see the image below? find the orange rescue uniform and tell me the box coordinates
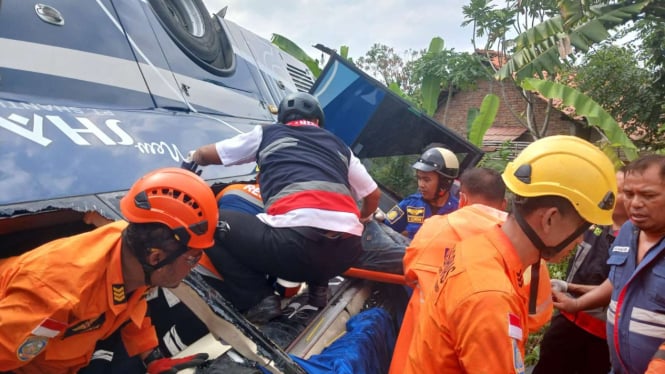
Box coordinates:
[646,341,665,374]
[390,205,552,374]
[404,226,530,374]
[0,221,157,373]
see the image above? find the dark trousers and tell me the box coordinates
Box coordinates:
[206,210,363,311]
[533,313,611,374]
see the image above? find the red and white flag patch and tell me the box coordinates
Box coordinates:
[508,313,523,341]
[32,318,67,338]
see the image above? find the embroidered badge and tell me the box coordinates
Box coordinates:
[434,247,456,293]
[17,336,48,361]
[612,246,630,253]
[112,284,126,304]
[592,225,603,236]
[64,314,106,338]
[512,338,526,374]
[406,206,425,224]
[386,206,404,224]
[508,313,523,340]
[31,318,67,338]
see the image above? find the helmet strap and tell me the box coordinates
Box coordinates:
[140,244,190,286]
[438,176,453,196]
[528,261,540,315]
[513,207,589,259]
[513,208,589,314]
[139,226,192,286]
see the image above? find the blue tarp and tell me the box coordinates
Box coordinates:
[263,307,396,374]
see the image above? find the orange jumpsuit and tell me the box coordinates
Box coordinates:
[646,341,665,374]
[404,226,530,374]
[390,205,552,374]
[0,221,157,373]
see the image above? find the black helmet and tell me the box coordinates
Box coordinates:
[412,147,459,179]
[277,92,325,128]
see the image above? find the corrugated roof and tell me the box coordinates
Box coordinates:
[482,126,527,142]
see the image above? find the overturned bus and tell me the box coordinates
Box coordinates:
[0,1,483,372]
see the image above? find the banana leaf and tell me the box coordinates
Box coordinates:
[520,78,637,160]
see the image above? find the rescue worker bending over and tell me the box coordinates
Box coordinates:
[0,168,217,374]
[404,136,617,373]
[189,92,381,323]
[384,146,459,239]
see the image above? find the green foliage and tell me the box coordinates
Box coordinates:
[367,156,417,198]
[467,94,500,147]
[420,37,445,116]
[412,50,490,92]
[355,44,424,97]
[520,78,638,160]
[564,44,663,150]
[478,141,514,172]
[271,33,322,77]
[497,1,650,81]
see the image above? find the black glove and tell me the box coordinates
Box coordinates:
[180,150,202,176]
[216,220,230,241]
[146,353,209,374]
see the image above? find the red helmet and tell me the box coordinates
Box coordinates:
[120,168,218,249]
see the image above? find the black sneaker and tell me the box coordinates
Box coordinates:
[244,294,281,325]
[307,284,329,308]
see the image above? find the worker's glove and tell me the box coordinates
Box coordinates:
[373,207,386,222]
[180,150,202,176]
[550,279,568,293]
[146,353,209,374]
[216,220,230,241]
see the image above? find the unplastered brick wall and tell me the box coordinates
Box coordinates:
[433,80,574,139]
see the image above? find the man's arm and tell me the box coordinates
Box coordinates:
[553,278,612,313]
[455,292,528,372]
[191,144,222,166]
[359,188,381,222]
[566,282,598,295]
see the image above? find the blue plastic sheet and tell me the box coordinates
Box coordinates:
[261,307,396,374]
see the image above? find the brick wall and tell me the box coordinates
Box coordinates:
[433,80,575,139]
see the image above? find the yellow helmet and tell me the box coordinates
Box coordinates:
[502,135,617,225]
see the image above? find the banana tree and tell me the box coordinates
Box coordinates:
[497,1,651,81]
[520,78,638,160]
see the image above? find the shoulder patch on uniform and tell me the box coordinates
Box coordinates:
[406,206,425,224]
[31,318,67,338]
[64,314,106,338]
[386,206,404,224]
[112,284,126,304]
[17,336,48,361]
[512,338,526,374]
[612,246,630,253]
[508,313,523,340]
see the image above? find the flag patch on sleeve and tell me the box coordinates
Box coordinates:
[508,313,523,341]
[32,318,68,338]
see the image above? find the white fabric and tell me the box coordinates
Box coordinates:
[215,125,262,165]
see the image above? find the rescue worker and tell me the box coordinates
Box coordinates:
[384,146,459,239]
[533,168,627,374]
[146,181,266,358]
[0,168,216,373]
[404,136,617,373]
[553,154,665,374]
[390,167,553,374]
[188,92,381,323]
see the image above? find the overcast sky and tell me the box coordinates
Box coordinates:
[203,0,476,60]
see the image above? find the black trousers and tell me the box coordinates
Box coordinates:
[206,210,363,311]
[533,313,611,374]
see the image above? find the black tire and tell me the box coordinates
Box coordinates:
[149,0,234,75]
